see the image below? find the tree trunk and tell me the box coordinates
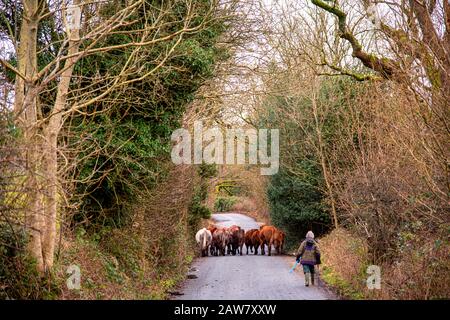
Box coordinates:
[42,25,81,270]
[311,82,338,229]
[15,0,44,273]
[13,0,82,273]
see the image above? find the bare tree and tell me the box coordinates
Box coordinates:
[0,0,224,274]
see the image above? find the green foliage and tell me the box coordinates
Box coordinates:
[104,259,124,284]
[188,165,216,227]
[258,77,357,248]
[188,184,212,225]
[0,223,58,299]
[214,196,238,212]
[320,265,365,300]
[267,164,330,249]
[198,163,217,179]
[216,180,243,196]
[1,1,227,232]
[189,201,212,225]
[72,115,171,230]
[69,1,227,232]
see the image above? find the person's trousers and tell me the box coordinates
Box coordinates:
[302,264,315,274]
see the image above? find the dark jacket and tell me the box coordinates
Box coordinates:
[296,238,321,265]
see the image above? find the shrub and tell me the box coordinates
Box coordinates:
[267,164,331,249]
[0,224,57,299]
[188,165,215,228]
[319,227,450,299]
[214,196,238,212]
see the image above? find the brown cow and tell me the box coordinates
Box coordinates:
[237,228,245,255]
[207,225,217,234]
[225,227,233,256]
[245,229,260,255]
[250,229,262,255]
[259,225,284,256]
[226,228,235,256]
[245,229,256,254]
[207,225,218,255]
[212,228,228,256]
[272,230,286,255]
[221,227,233,255]
[228,225,245,255]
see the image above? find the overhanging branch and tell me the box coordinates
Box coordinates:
[319,60,382,81]
[311,0,399,80]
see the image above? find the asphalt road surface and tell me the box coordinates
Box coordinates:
[172,213,335,300]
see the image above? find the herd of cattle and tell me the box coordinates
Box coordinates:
[195,225,286,257]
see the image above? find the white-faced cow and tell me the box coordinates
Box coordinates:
[195,228,212,257]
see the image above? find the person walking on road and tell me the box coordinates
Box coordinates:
[295,231,321,287]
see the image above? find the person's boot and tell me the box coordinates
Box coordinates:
[304,273,310,287]
[311,274,315,286]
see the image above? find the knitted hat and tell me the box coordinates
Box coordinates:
[306,231,314,239]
